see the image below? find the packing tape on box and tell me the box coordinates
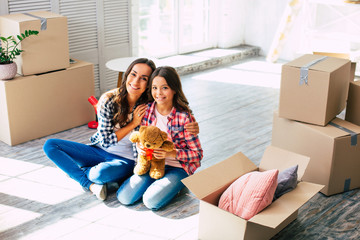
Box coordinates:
[344,178,351,192]
[299,56,328,85]
[329,122,357,146]
[23,13,47,30]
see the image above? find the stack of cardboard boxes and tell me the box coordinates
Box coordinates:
[0,11,95,146]
[272,53,360,196]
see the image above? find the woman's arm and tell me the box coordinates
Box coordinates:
[95,94,146,148]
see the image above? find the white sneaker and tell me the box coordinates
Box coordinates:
[90,184,107,201]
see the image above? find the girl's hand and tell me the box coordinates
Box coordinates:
[132,104,147,127]
[136,142,146,156]
[184,121,199,135]
[152,149,167,159]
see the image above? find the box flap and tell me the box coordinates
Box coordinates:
[182,152,258,200]
[259,146,310,180]
[249,182,324,228]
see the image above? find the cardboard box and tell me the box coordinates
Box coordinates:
[345,81,360,126]
[279,54,351,126]
[0,60,95,146]
[182,146,323,240]
[272,112,360,196]
[0,11,69,75]
[313,52,356,82]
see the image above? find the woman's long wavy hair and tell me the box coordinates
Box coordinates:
[107,58,156,127]
[149,66,192,114]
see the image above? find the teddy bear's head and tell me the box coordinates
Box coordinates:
[139,126,169,149]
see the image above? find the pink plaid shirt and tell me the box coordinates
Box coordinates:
[142,102,203,175]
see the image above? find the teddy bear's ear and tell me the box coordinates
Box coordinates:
[160,131,168,141]
[129,131,140,143]
[139,126,147,133]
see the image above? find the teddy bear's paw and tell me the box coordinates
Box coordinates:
[150,169,164,179]
[134,164,150,176]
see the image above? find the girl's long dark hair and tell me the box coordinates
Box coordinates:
[149,66,192,114]
[107,58,156,127]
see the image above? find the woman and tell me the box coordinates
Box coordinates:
[43,58,199,201]
[116,66,203,210]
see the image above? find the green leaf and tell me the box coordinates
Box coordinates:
[21,33,25,39]
[17,35,22,41]
[25,30,29,37]
[0,36,7,41]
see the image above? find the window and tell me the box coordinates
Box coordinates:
[138,0,215,58]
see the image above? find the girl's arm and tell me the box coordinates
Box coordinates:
[173,117,203,163]
[114,104,147,141]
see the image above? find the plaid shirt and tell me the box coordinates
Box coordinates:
[89,93,139,160]
[142,102,203,175]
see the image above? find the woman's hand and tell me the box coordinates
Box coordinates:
[185,121,199,135]
[132,104,147,127]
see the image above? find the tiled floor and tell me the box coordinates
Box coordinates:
[2,51,276,240]
[0,154,200,239]
[4,52,359,239]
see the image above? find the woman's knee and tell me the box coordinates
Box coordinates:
[87,161,131,184]
[43,139,60,156]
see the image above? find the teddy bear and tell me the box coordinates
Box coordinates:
[129,125,174,179]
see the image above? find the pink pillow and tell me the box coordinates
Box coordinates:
[218,169,279,220]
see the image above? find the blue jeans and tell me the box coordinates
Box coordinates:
[43,139,135,190]
[116,166,188,210]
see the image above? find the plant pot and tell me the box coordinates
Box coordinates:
[0,62,17,80]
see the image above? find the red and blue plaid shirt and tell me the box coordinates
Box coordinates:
[142,102,203,175]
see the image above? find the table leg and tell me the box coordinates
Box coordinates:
[117,72,124,88]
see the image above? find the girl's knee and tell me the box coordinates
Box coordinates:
[142,192,164,211]
[116,188,135,206]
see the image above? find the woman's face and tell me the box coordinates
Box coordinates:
[151,76,176,106]
[126,63,153,97]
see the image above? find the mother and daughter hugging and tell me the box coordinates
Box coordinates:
[43,58,203,210]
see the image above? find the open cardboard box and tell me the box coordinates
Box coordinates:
[182,146,323,240]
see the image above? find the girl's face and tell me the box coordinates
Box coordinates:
[126,63,153,96]
[151,76,176,106]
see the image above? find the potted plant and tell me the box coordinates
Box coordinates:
[0,30,39,80]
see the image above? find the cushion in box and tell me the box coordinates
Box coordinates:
[218,169,278,220]
[273,165,298,201]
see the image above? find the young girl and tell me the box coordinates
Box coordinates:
[116,66,203,210]
[43,59,199,201]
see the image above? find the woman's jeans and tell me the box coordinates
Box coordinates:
[117,166,188,210]
[43,139,135,190]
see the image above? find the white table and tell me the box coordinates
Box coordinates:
[106,57,160,87]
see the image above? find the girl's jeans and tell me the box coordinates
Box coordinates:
[117,166,188,210]
[43,139,135,190]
